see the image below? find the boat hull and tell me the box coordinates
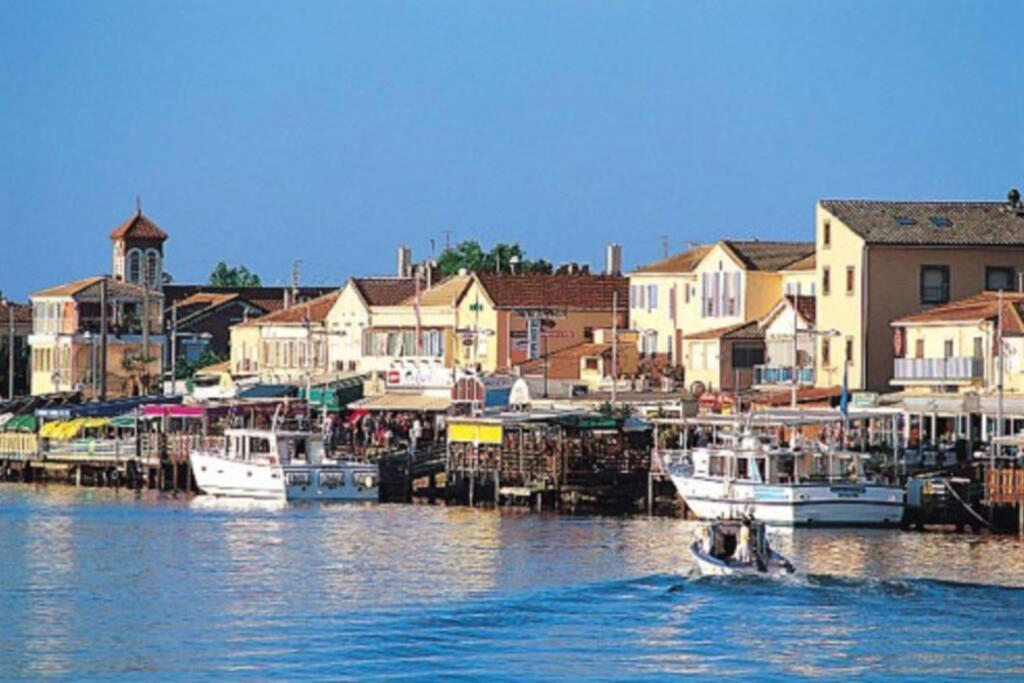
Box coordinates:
[670,475,904,526]
[690,542,794,577]
[191,452,379,502]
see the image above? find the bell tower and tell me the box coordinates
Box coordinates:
[110,200,168,290]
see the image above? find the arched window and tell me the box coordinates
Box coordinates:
[127,249,142,283]
[145,250,161,288]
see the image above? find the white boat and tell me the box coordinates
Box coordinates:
[691,520,795,577]
[191,428,379,501]
[660,434,904,526]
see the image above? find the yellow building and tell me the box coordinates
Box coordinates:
[814,197,1024,392]
[631,239,813,391]
[323,277,416,373]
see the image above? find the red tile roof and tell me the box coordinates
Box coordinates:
[686,320,764,341]
[0,301,31,324]
[32,276,159,300]
[109,211,168,241]
[476,273,628,310]
[892,291,1024,334]
[352,277,418,306]
[247,290,340,325]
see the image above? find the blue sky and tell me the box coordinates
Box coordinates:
[2,1,1022,300]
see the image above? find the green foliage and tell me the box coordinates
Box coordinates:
[437,241,554,277]
[175,351,225,380]
[209,261,262,287]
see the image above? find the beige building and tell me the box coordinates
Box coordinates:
[29,276,164,397]
[814,197,1024,392]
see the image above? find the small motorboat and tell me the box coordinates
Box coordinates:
[690,519,795,577]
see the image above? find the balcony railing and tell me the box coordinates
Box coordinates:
[753,365,814,386]
[893,357,983,382]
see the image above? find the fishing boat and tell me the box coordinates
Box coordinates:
[191,428,379,501]
[691,519,795,577]
[661,433,904,526]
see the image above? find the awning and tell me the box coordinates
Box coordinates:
[142,404,208,418]
[237,384,300,400]
[346,408,370,426]
[348,394,452,412]
[35,395,182,420]
[2,415,37,432]
[110,416,137,429]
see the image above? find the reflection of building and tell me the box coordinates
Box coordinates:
[0,299,32,399]
[815,197,1024,391]
[29,276,164,397]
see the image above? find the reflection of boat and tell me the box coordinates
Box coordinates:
[691,520,794,577]
[662,435,904,526]
[191,428,378,501]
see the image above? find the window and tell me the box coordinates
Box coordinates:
[920,265,950,304]
[731,345,765,369]
[629,286,636,309]
[846,266,855,295]
[915,339,925,359]
[823,221,831,247]
[896,216,917,226]
[647,285,658,311]
[986,266,1015,292]
[944,340,954,358]
[127,249,142,284]
[822,267,831,296]
[822,338,830,366]
[845,338,853,363]
[583,327,594,342]
[930,216,953,227]
[684,284,691,304]
[974,337,983,358]
[584,357,599,371]
[669,287,677,322]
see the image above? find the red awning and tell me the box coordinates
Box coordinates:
[346,408,369,426]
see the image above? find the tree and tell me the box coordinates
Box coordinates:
[174,350,225,380]
[209,261,262,287]
[437,241,554,277]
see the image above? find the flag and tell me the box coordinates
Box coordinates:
[839,362,849,418]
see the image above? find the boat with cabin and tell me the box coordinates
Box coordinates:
[691,519,795,577]
[191,428,379,501]
[661,432,904,526]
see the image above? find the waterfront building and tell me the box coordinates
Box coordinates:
[515,328,640,393]
[28,276,165,397]
[229,290,340,384]
[323,276,418,374]
[890,290,1024,443]
[814,195,1024,392]
[0,299,32,399]
[110,208,167,291]
[631,239,813,392]
[461,272,630,374]
[755,293,817,389]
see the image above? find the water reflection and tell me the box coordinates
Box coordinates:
[4,483,1024,680]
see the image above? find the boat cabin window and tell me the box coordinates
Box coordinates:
[755,457,767,483]
[709,455,727,477]
[736,457,749,480]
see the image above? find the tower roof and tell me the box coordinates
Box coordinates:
[109,210,168,241]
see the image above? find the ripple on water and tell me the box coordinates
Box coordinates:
[3,484,1024,680]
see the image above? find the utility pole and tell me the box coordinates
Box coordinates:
[1,298,13,400]
[791,283,800,409]
[99,279,108,401]
[659,235,669,259]
[997,288,1005,445]
[611,290,618,404]
[442,229,453,252]
[170,302,178,394]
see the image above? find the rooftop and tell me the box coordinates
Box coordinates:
[476,273,628,309]
[891,291,1024,334]
[352,277,417,306]
[821,199,1024,246]
[109,210,168,241]
[399,275,473,307]
[32,276,160,300]
[244,290,341,325]
[632,245,712,274]
[721,240,815,271]
[686,319,764,341]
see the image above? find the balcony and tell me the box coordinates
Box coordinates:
[893,357,983,383]
[753,365,814,386]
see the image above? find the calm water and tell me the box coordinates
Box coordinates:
[3,485,1024,681]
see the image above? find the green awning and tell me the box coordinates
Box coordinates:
[3,415,37,432]
[557,415,619,430]
[110,415,138,429]
[303,376,366,412]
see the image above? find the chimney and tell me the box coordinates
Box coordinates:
[605,243,622,275]
[398,246,413,278]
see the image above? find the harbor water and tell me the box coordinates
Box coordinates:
[3,484,1024,681]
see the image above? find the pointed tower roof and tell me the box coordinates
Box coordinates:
[109,210,168,241]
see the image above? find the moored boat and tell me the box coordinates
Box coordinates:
[191,428,378,501]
